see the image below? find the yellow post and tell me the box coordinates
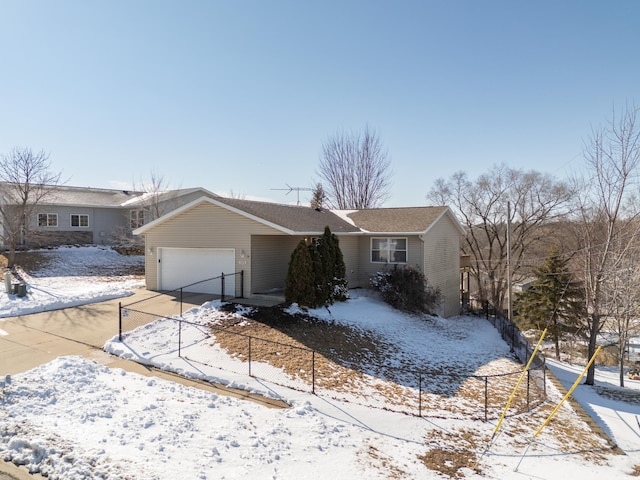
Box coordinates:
[534,345,602,437]
[493,328,547,437]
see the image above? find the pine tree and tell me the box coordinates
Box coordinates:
[284,240,316,307]
[313,227,336,305]
[310,183,326,209]
[514,246,585,359]
[285,227,348,308]
[331,235,348,302]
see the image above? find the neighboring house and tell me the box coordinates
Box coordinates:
[134,196,465,317]
[0,183,217,248]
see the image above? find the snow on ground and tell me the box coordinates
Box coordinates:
[1,247,640,479]
[0,246,144,318]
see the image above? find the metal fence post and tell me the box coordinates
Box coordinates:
[419,371,423,417]
[118,302,122,341]
[180,287,183,317]
[178,318,182,358]
[240,270,244,298]
[484,376,488,422]
[221,273,225,301]
[312,350,315,394]
[527,369,531,411]
[248,336,252,377]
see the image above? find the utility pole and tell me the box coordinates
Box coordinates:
[507,201,513,322]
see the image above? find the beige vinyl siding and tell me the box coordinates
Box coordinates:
[354,226,460,318]
[251,235,301,293]
[357,235,423,283]
[143,202,282,296]
[423,216,461,317]
[252,235,361,294]
[154,191,217,218]
[336,236,360,288]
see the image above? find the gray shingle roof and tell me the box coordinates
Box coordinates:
[36,185,143,207]
[343,206,449,233]
[215,198,451,234]
[215,198,361,233]
[135,195,461,236]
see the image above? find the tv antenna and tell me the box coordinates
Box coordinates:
[271,184,313,205]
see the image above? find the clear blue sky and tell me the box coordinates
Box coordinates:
[1,1,639,207]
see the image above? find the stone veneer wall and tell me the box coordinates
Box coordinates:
[25,231,94,247]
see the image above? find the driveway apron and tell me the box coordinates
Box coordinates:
[0,287,288,402]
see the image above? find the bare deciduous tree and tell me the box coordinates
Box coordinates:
[604,254,640,387]
[572,103,640,385]
[428,164,572,315]
[111,170,179,245]
[133,170,173,222]
[0,147,63,267]
[318,125,391,209]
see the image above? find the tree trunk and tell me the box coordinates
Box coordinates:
[619,355,625,388]
[585,314,600,385]
[552,316,560,360]
[7,241,16,269]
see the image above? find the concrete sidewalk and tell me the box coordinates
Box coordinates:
[0,288,288,478]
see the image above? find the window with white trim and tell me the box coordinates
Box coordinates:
[371,237,407,263]
[38,213,58,227]
[130,210,145,229]
[70,214,89,228]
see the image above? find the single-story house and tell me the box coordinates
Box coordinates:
[134,196,465,317]
[0,183,217,247]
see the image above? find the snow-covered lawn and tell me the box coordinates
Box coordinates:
[1,247,639,479]
[0,246,144,318]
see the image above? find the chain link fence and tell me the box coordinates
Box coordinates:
[118,304,547,421]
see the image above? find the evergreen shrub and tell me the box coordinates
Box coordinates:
[371,264,440,314]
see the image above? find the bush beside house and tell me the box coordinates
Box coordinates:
[371,264,441,314]
[285,226,347,308]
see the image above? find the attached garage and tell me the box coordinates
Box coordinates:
[157,247,235,295]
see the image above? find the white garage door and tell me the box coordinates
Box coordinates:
[158,248,236,295]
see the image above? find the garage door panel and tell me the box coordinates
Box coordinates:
[158,248,235,295]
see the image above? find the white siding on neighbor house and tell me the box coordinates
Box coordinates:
[142,202,282,297]
[422,216,461,317]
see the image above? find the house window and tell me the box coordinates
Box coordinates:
[71,214,89,228]
[130,210,145,229]
[37,213,58,227]
[371,237,407,263]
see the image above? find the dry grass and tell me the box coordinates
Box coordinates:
[419,429,483,478]
[204,304,621,477]
[203,304,547,419]
[362,445,409,479]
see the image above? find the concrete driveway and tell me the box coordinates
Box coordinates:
[0,288,186,374]
[0,288,287,478]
